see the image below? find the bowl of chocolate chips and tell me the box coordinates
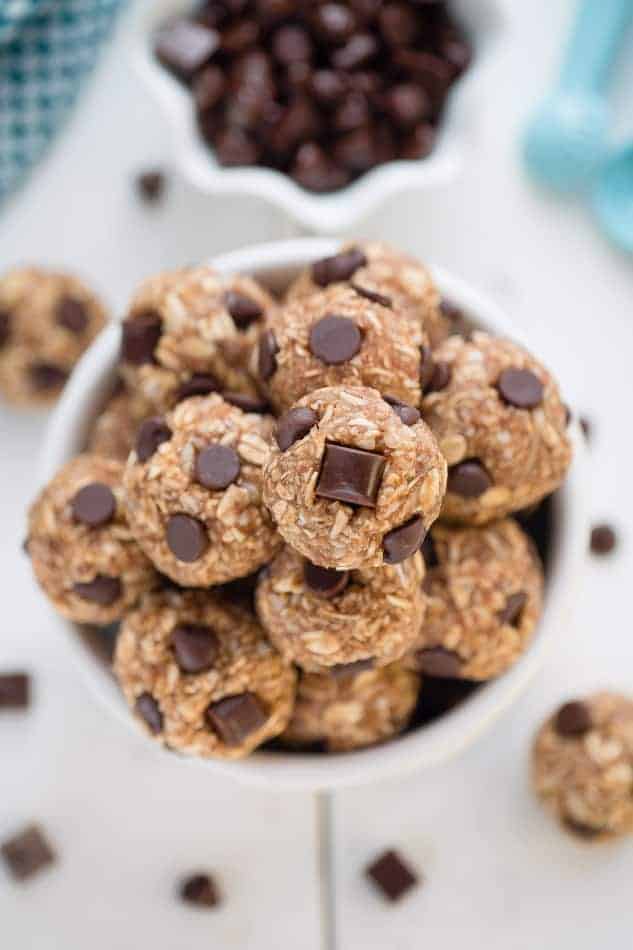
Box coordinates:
[129,0,503,230]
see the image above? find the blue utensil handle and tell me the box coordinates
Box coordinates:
[560,0,633,92]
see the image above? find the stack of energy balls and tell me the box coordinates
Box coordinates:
[26,242,574,762]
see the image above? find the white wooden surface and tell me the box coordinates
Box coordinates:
[2,0,633,946]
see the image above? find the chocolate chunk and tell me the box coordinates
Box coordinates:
[383,396,420,427]
[330,658,374,679]
[258,330,278,380]
[276,407,318,451]
[136,170,166,203]
[421,534,438,569]
[195,444,241,490]
[311,69,346,105]
[419,346,435,390]
[166,514,208,562]
[447,460,492,498]
[171,623,219,673]
[271,24,312,64]
[206,692,268,746]
[136,417,172,462]
[351,283,392,308]
[221,18,259,54]
[385,83,431,128]
[312,248,367,287]
[379,3,418,46]
[0,310,10,348]
[121,311,162,365]
[0,672,30,709]
[555,700,592,737]
[498,591,527,626]
[135,692,163,734]
[590,523,616,555]
[224,290,263,329]
[314,4,356,43]
[177,373,219,401]
[562,817,603,840]
[580,416,591,441]
[309,315,362,365]
[56,296,88,334]
[1,825,56,882]
[497,368,544,409]
[291,143,349,193]
[415,646,462,678]
[425,361,451,393]
[316,443,385,507]
[155,18,220,81]
[383,516,425,564]
[29,363,67,391]
[332,33,378,70]
[192,65,226,111]
[366,849,419,902]
[304,561,350,598]
[71,482,116,527]
[334,91,370,132]
[214,127,259,167]
[222,391,269,413]
[401,123,436,160]
[180,872,221,908]
[73,575,122,606]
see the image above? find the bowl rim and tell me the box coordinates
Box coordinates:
[38,237,587,790]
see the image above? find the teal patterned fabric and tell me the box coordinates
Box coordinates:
[0,0,123,201]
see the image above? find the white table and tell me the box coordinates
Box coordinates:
[2,1,633,946]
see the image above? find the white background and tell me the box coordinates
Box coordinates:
[2,0,633,946]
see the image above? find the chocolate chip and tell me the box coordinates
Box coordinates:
[316,443,385,507]
[332,33,378,70]
[171,624,219,673]
[166,514,208,562]
[580,416,592,441]
[379,3,418,46]
[29,363,67,391]
[334,91,370,132]
[1,825,56,882]
[555,700,592,737]
[155,18,220,81]
[214,127,260,167]
[419,346,435,390]
[562,817,603,840]
[180,872,221,908]
[121,311,162,365]
[401,123,436,160]
[0,672,30,709]
[177,373,219,401]
[71,482,116,527]
[304,561,350,598]
[206,692,268,746]
[330,658,374,679]
[498,591,527,626]
[314,4,356,43]
[425,361,451,393]
[291,143,350,192]
[258,330,278,380]
[222,391,269,413]
[383,396,420,427]
[136,417,172,463]
[312,248,367,287]
[135,692,163,734]
[136,170,166,203]
[311,69,346,105]
[73,575,122,606]
[497,368,544,409]
[192,64,226,111]
[0,310,10,348]
[421,534,438,569]
[590,523,617,555]
[224,290,263,329]
[309,314,361,365]
[351,283,392,308]
[366,849,419,902]
[385,83,431,128]
[195,444,241,490]
[383,516,425,564]
[56,296,88,334]
[415,646,462,678]
[447,460,492,498]
[276,407,318,451]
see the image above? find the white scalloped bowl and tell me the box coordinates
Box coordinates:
[39,239,587,789]
[127,0,505,232]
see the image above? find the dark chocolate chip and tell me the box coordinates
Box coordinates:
[310,69,346,105]
[316,443,385,508]
[385,83,431,128]
[71,482,116,527]
[383,516,425,564]
[379,3,418,46]
[214,127,260,167]
[258,330,278,380]
[330,658,374,679]
[555,700,592,737]
[136,170,166,203]
[192,64,226,111]
[291,143,350,193]
[0,310,10,348]
[180,872,221,908]
[562,817,604,840]
[590,523,617,555]
[177,373,219,401]
[135,692,163,734]
[121,311,162,365]
[155,18,220,81]
[314,3,356,43]
[171,623,219,674]
[224,290,263,329]
[332,33,378,70]
[276,407,318,451]
[401,123,436,161]
[366,849,418,902]
[421,534,439,569]
[195,444,241,490]
[383,396,420,427]
[136,417,172,463]
[0,672,30,709]
[1,825,56,882]
[166,514,208,562]
[271,24,312,64]
[309,314,361,365]
[206,692,268,746]
[351,283,392,308]
[498,591,527,626]
[415,646,462,678]
[580,416,591,441]
[222,391,269,413]
[425,361,451,393]
[304,561,350,598]
[56,296,88,334]
[497,368,544,409]
[419,346,435,390]
[312,248,367,287]
[73,575,122,606]
[447,460,492,498]
[29,363,67,391]
[333,91,370,132]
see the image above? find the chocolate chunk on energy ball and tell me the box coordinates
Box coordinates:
[590,523,617,555]
[136,417,172,462]
[312,248,367,287]
[180,872,221,909]
[29,363,67,391]
[415,646,462,679]
[73,575,122,605]
[195,444,240,490]
[555,700,592,737]
[383,396,420,427]
[177,373,219,401]
[1,825,56,882]
[56,296,88,334]
[276,408,318,451]
[309,314,362,364]
[258,330,278,380]
[166,514,209,562]
[366,849,419,902]
[223,290,263,329]
[206,692,268,746]
[135,692,163,734]
[383,516,425,564]
[172,623,219,674]
[304,561,350,598]
[71,482,116,527]
[498,591,527,626]
[447,460,492,498]
[351,283,393,308]
[121,311,162,365]
[0,673,30,709]
[497,368,544,409]
[316,443,385,507]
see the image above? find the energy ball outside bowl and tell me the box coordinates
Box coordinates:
[114,588,296,759]
[27,454,157,624]
[262,385,447,571]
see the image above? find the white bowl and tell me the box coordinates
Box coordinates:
[39,238,587,790]
[127,0,504,233]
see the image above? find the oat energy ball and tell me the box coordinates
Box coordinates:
[263,385,447,570]
[27,455,156,624]
[87,383,153,463]
[422,332,572,524]
[256,546,426,672]
[257,281,425,413]
[532,693,633,840]
[0,267,107,406]
[123,393,280,587]
[283,663,420,753]
[120,266,276,410]
[407,519,543,681]
[114,589,296,759]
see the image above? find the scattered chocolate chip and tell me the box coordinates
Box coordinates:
[312,248,367,287]
[73,575,122,606]
[135,692,163,734]
[136,417,171,463]
[415,646,462,678]
[309,314,362,365]
[0,673,30,709]
[447,460,492,498]
[224,290,263,329]
[580,416,592,441]
[498,591,527,626]
[155,18,220,81]
[56,296,88,334]
[562,817,603,840]
[0,310,10,348]
[206,692,268,746]
[177,373,219,401]
[121,311,162,365]
[351,283,392,308]
[71,482,116,527]
[316,443,385,508]
[590,523,617,555]
[366,849,419,902]
[172,623,219,674]
[276,407,318,451]
[258,330,278,380]
[166,514,208,562]
[222,391,269,413]
[383,396,420,427]
[330,658,374,679]
[304,561,350,598]
[180,872,221,908]
[195,444,241,490]
[383,516,425,564]
[425,361,451,393]
[497,368,544,409]
[29,363,67,391]
[555,700,592,737]
[1,825,56,882]
[136,170,166,203]
[419,345,435,390]
[420,534,438,569]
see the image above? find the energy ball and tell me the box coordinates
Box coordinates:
[27,454,156,624]
[0,267,107,406]
[120,266,276,411]
[422,332,572,524]
[282,662,420,753]
[87,382,153,463]
[532,693,633,840]
[256,545,426,672]
[114,588,296,759]
[263,385,447,570]
[123,393,281,587]
[406,519,543,681]
[257,282,425,413]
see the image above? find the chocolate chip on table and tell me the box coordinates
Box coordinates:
[73,575,122,606]
[498,591,527,626]
[258,330,278,381]
[316,443,385,508]
[177,373,219,401]
[383,515,425,564]
[555,700,592,737]
[415,646,462,678]
[222,391,269,414]
[590,523,617,555]
[383,396,420,427]
[304,561,350,598]
[0,673,30,709]
[195,444,241,490]
[1,825,56,882]
[497,368,544,409]
[120,311,162,365]
[155,18,220,81]
[135,692,163,734]
[71,482,116,527]
[276,407,318,451]
[351,283,392,308]
[136,169,166,204]
[29,363,67,391]
[180,872,221,909]
[223,290,263,329]
[330,657,374,679]
[0,310,10,348]
[56,296,88,334]
[447,460,492,498]
[206,692,268,746]
[171,623,219,674]
[309,315,362,365]
[136,417,172,463]
[312,248,367,287]
[166,514,209,562]
[365,849,419,902]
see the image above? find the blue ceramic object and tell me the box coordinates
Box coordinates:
[592,145,633,251]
